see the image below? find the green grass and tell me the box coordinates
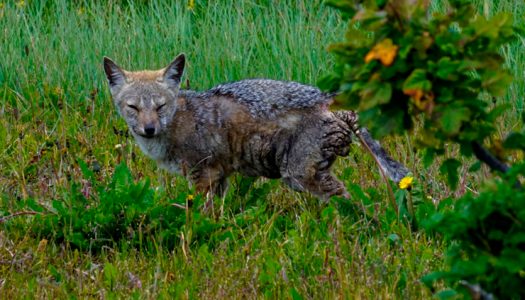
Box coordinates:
[0,0,523,298]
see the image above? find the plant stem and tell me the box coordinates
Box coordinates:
[0,211,41,223]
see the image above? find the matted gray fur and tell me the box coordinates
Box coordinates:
[103,53,408,206]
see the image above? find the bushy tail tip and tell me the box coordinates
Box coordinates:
[333,111,409,183]
[358,128,409,183]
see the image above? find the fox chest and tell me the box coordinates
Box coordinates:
[132,134,182,174]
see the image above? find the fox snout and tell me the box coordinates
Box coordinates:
[144,123,156,136]
[135,117,161,138]
[138,122,158,138]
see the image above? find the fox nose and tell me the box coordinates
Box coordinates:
[144,124,156,136]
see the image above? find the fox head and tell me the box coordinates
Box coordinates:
[103,54,185,139]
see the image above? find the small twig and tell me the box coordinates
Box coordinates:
[0,211,41,223]
[459,280,494,300]
[171,203,188,210]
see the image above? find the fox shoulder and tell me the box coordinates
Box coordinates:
[205,79,333,119]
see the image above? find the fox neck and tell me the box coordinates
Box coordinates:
[132,132,168,162]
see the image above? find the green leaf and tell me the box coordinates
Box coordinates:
[375,0,387,7]
[473,13,513,40]
[112,162,133,187]
[23,198,45,213]
[395,189,409,219]
[324,0,358,18]
[481,70,513,97]
[435,289,459,299]
[459,142,473,157]
[363,107,407,138]
[503,132,525,150]
[344,26,372,48]
[421,271,447,289]
[78,159,95,182]
[472,15,501,39]
[403,69,432,92]
[395,270,407,293]
[289,288,303,300]
[321,206,336,221]
[48,264,63,282]
[359,82,392,110]
[439,106,471,136]
[440,159,462,190]
[435,57,461,80]
[487,104,510,122]
[468,161,481,172]
[387,233,400,245]
[422,148,437,168]
[317,73,341,92]
[104,262,118,290]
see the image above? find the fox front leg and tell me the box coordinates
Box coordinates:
[189,168,228,213]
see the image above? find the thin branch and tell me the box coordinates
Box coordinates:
[471,141,509,173]
[459,280,494,300]
[471,141,521,188]
[171,203,188,210]
[0,211,41,223]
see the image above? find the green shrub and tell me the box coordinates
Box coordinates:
[424,163,525,298]
[31,162,187,251]
[323,0,524,297]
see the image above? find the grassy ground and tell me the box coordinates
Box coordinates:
[0,0,523,298]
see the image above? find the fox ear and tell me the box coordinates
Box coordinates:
[163,53,185,88]
[103,57,127,93]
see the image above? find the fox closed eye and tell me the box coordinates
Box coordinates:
[128,104,139,111]
[156,104,166,112]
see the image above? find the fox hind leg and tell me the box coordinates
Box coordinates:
[282,147,350,201]
[282,168,349,201]
[298,171,349,201]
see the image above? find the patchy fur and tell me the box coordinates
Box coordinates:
[103,53,408,203]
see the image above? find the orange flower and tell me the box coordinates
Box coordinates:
[365,39,399,66]
[404,88,435,114]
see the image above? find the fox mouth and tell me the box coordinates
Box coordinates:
[137,133,157,139]
[132,129,158,139]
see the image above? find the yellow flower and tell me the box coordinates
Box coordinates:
[54,86,64,96]
[365,39,398,66]
[399,176,414,190]
[186,194,194,201]
[187,0,195,10]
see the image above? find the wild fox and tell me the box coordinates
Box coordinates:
[103,53,408,203]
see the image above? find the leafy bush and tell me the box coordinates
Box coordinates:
[321,0,521,179]
[0,161,284,253]
[323,0,524,297]
[424,163,525,299]
[30,162,187,251]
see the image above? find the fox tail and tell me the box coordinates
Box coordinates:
[334,111,409,183]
